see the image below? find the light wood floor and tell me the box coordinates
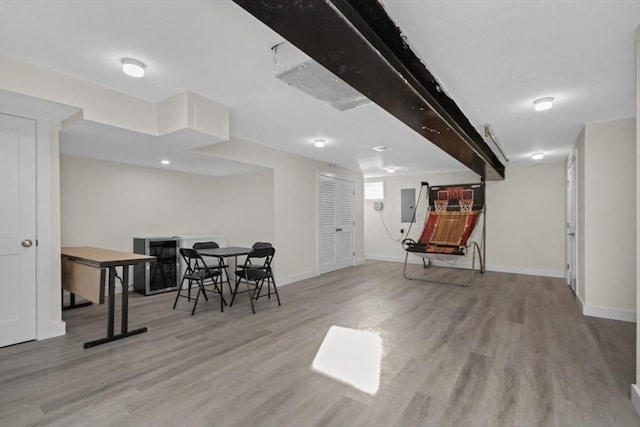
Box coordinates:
[1,261,638,426]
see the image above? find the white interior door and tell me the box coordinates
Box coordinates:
[566,153,578,293]
[0,114,37,347]
[319,175,354,273]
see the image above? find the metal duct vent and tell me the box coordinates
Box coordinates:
[273,42,371,111]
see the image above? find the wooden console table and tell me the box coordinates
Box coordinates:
[61,246,154,348]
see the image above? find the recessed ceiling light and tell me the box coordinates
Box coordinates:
[386,167,396,173]
[531,152,544,160]
[533,97,554,111]
[122,58,145,78]
[161,159,170,165]
[373,146,390,152]
[314,138,326,148]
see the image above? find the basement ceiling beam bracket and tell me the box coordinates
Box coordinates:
[232,0,505,180]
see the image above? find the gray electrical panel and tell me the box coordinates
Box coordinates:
[401,188,416,223]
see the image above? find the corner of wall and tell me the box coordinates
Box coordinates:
[49,121,63,329]
[634,24,640,389]
[35,119,64,340]
[574,126,587,306]
[582,304,636,323]
[633,384,640,416]
[277,270,319,286]
[49,321,66,338]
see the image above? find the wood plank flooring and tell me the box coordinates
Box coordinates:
[1,261,638,426]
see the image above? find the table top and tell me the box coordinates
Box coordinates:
[197,246,252,258]
[61,246,155,267]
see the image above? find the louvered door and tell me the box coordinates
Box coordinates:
[319,175,354,273]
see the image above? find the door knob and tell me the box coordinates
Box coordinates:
[21,239,33,248]
[568,232,575,237]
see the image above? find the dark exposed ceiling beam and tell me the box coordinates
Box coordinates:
[233,0,505,180]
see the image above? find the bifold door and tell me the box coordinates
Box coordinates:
[319,175,354,273]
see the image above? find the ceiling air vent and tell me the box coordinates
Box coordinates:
[273,42,371,111]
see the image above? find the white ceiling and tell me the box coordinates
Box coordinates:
[0,0,638,178]
[59,120,267,176]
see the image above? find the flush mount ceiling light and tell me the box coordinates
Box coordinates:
[385,167,396,173]
[531,152,544,160]
[533,97,554,112]
[121,58,145,78]
[161,159,170,165]
[314,138,326,148]
[373,146,390,152]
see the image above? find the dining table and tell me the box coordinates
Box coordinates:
[195,246,253,281]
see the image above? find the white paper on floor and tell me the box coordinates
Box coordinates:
[311,325,382,395]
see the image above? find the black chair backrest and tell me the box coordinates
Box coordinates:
[193,241,220,250]
[180,248,209,273]
[180,247,198,260]
[244,247,275,271]
[248,246,274,259]
[252,241,272,249]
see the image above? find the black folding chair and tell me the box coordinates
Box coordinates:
[231,246,280,314]
[193,241,232,295]
[235,241,272,273]
[173,248,226,315]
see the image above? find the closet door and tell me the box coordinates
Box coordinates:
[318,175,354,273]
[0,114,37,347]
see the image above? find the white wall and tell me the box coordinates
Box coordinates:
[1,55,157,135]
[60,146,366,286]
[196,137,365,282]
[1,55,228,142]
[60,156,273,252]
[38,120,65,339]
[577,118,637,321]
[486,163,566,275]
[575,128,587,303]
[365,170,475,261]
[635,24,640,402]
[4,53,365,299]
[574,117,637,322]
[365,162,566,277]
[215,172,275,247]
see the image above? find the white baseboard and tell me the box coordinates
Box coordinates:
[278,270,319,286]
[632,385,640,417]
[36,320,67,341]
[365,254,565,278]
[583,304,636,323]
[366,254,414,264]
[46,321,66,339]
[575,291,585,312]
[367,254,637,323]
[483,263,565,279]
[278,259,366,286]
